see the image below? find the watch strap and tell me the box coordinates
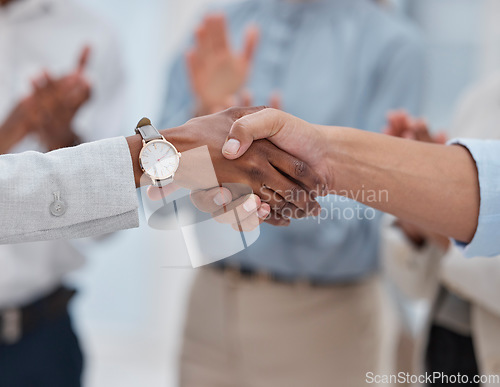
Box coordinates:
[154,176,174,188]
[135,117,163,142]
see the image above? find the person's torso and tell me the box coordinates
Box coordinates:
[0,0,123,308]
[207,0,421,282]
[197,0,422,282]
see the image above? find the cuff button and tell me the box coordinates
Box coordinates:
[50,192,67,217]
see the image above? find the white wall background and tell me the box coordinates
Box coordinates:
[68,1,500,386]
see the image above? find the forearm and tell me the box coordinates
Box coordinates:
[0,134,20,155]
[0,125,27,155]
[45,128,81,151]
[324,126,480,243]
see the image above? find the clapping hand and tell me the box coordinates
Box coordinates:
[0,93,47,154]
[187,14,259,115]
[32,46,92,151]
[384,110,447,144]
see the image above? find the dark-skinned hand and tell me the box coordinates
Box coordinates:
[32,46,92,151]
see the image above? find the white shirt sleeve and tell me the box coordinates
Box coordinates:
[0,137,139,244]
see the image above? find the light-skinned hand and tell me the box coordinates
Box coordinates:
[148,184,275,231]
[221,108,331,196]
[187,14,259,116]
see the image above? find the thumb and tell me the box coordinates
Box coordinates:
[77,45,91,73]
[222,108,285,159]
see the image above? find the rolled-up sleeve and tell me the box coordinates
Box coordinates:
[0,137,139,244]
[450,139,500,257]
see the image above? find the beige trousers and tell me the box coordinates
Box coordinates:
[179,268,395,387]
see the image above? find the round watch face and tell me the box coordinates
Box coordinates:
[139,140,180,180]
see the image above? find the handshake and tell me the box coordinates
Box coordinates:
[128,105,483,250]
[0,101,485,255]
[136,106,328,232]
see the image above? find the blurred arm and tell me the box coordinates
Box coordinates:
[0,96,42,154]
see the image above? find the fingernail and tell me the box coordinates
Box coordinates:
[213,190,230,206]
[257,206,270,219]
[222,139,240,155]
[243,196,258,213]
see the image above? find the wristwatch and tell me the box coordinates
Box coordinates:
[135,117,181,187]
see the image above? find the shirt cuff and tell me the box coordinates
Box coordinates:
[448,138,500,257]
[0,137,140,244]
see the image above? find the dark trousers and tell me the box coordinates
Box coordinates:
[426,324,479,386]
[0,311,83,387]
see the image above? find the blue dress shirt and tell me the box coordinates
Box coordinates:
[451,139,500,258]
[162,0,424,282]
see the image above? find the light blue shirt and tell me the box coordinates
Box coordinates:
[162,0,424,282]
[452,139,500,258]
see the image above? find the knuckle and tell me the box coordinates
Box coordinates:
[284,185,300,202]
[227,106,249,121]
[311,175,328,196]
[226,106,239,118]
[244,155,266,177]
[232,118,248,133]
[248,166,265,180]
[255,139,272,152]
[271,198,287,213]
[279,202,296,218]
[293,159,307,178]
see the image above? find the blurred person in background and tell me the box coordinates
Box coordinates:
[383,74,500,387]
[0,0,125,385]
[163,0,424,385]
